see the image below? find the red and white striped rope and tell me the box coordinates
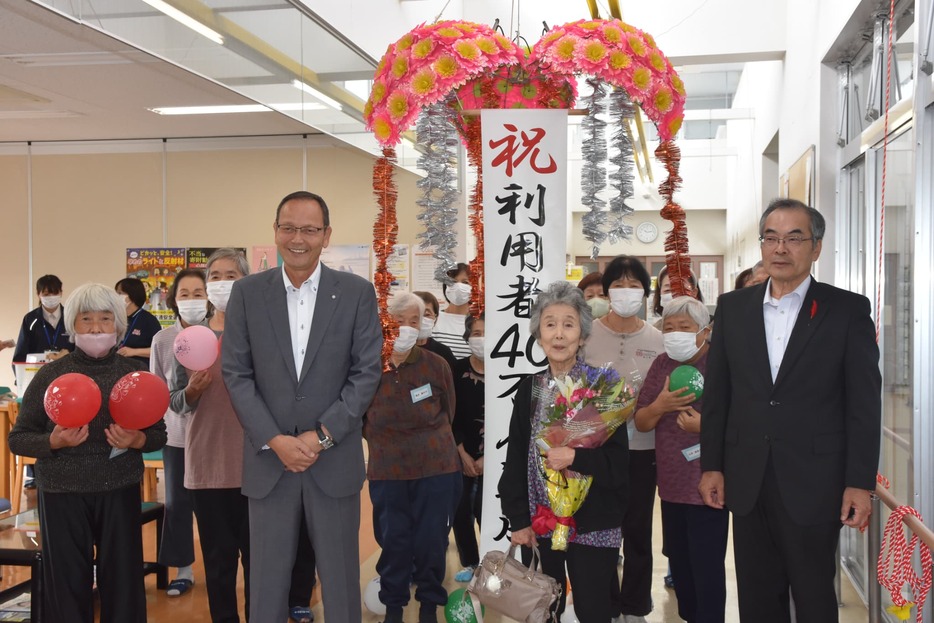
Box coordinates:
[877,504,933,622]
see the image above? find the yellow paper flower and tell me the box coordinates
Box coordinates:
[654,87,674,113]
[644,33,657,48]
[620,23,635,33]
[495,34,513,50]
[433,55,459,79]
[392,56,409,78]
[475,37,498,54]
[609,51,632,70]
[456,22,476,34]
[602,25,622,43]
[396,33,414,51]
[454,40,480,61]
[672,75,686,96]
[633,67,652,91]
[650,52,666,72]
[436,26,462,38]
[410,68,437,95]
[370,82,387,104]
[580,21,600,31]
[583,40,607,63]
[373,117,393,142]
[412,38,434,59]
[387,92,408,119]
[628,34,646,57]
[668,116,683,136]
[542,29,564,45]
[363,99,374,118]
[555,36,578,61]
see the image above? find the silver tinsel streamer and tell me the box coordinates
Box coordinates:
[580,79,609,259]
[606,88,637,244]
[415,102,460,285]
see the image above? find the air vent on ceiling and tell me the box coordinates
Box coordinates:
[0,83,50,104]
[0,51,152,67]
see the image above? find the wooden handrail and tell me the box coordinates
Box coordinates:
[875,482,934,551]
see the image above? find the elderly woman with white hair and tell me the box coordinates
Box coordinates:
[499,281,630,623]
[363,291,461,623]
[633,296,727,623]
[9,282,167,623]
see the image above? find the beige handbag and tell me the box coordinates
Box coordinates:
[465,543,560,623]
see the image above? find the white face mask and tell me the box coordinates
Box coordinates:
[75,332,117,358]
[393,325,419,353]
[660,292,674,308]
[609,287,645,318]
[177,299,208,325]
[446,282,471,306]
[418,316,435,340]
[40,295,62,310]
[664,329,704,362]
[468,336,485,359]
[587,297,610,319]
[207,281,234,313]
[120,294,131,308]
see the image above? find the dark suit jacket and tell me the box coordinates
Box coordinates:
[700,279,881,525]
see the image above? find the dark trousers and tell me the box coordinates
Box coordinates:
[661,501,729,623]
[522,538,620,623]
[452,474,483,567]
[38,484,146,623]
[159,445,195,568]
[616,448,656,616]
[370,472,462,608]
[191,488,251,623]
[732,459,841,623]
[289,514,318,608]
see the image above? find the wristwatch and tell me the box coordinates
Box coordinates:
[316,427,334,451]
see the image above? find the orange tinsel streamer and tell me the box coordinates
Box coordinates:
[465,120,485,317]
[655,140,692,297]
[372,147,399,370]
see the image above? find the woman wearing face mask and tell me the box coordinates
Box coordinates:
[9,283,167,623]
[114,277,164,366]
[149,268,209,597]
[363,292,461,623]
[450,313,485,583]
[577,272,610,319]
[581,255,664,622]
[170,248,252,623]
[652,266,704,330]
[633,296,727,623]
[414,291,457,372]
[432,263,473,359]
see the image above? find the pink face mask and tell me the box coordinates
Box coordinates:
[75,333,117,358]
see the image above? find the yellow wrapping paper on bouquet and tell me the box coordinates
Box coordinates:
[540,464,593,551]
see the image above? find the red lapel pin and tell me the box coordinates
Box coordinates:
[810,300,818,319]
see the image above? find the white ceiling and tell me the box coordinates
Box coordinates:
[0,0,318,142]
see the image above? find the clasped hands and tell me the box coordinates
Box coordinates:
[50,423,145,450]
[269,430,329,473]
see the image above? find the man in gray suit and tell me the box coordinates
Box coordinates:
[222,190,383,623]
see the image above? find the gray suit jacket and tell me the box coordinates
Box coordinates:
[222,263,383,499]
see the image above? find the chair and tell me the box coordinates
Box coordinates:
[142,450,164,502]
[11,455,35,515]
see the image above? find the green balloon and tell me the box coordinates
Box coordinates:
[669,365,704,399]
[444,588,483,623]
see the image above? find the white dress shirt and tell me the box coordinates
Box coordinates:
[762,276,811,382]
[283,262,321,379]
[42,305,61,328]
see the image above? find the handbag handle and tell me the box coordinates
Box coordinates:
[507,542,545,579]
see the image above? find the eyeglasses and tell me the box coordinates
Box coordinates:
[276,223,326,237]
[759,235,813,249]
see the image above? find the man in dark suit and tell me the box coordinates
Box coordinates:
[222,191,383,623]
[700,198,881,623]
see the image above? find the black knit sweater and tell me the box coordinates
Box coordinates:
[9,348,167,494]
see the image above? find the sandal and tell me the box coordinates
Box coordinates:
[289,606,314,623]
[166,578,193,597]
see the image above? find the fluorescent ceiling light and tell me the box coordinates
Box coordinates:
[291,80,342,110]
[142,0,225,45]
[149,102,327,115]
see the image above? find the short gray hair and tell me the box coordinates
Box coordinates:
[206,248,250,277]
[661,295,710,329]
[530,281,593,341]
[758,198,826,242]
[64,283,129,342]
[388,291,425,318]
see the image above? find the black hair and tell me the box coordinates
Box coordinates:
[652,266,703,316]
[36,274,62,295]
[115,277,147,308]
[601,256,651,297]
[167,268,208,317]
[441,263,471,298]
[276,191,330,228]
[463,312,485,342]
[413,291,440,317]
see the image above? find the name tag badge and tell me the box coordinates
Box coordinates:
[411,384,432,403]
[681,443,701,462]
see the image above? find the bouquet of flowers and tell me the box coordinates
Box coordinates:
[533,363,638,550]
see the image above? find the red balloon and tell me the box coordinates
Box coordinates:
[108,372,170,430]
[44,373,102,427]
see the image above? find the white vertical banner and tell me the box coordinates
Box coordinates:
[479,109,568,555]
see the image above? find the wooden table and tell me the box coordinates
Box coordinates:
[0,400,16,502]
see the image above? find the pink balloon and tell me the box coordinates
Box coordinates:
[173,325,218,371]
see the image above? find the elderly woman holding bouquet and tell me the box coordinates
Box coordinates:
[499,281,631,623]
[633,296,727,623]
